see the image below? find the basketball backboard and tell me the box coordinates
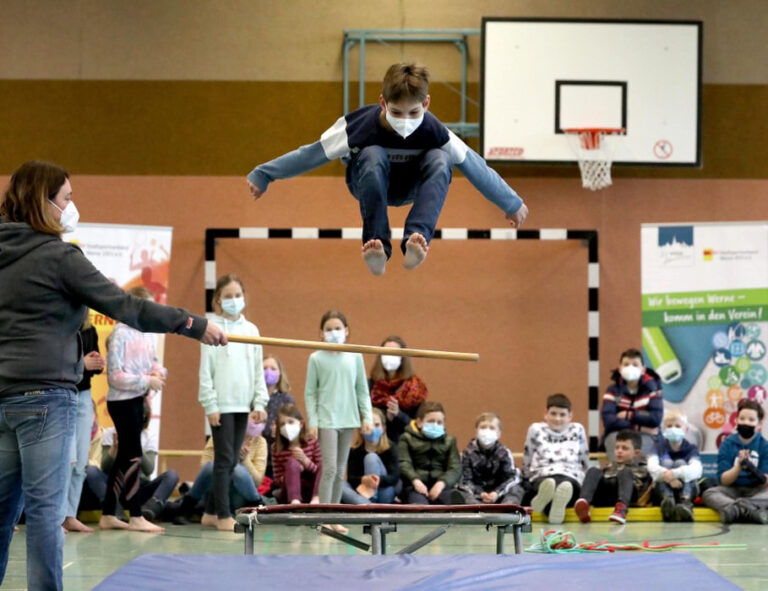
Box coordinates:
[481,18,702,167]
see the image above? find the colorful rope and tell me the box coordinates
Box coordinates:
[527,529,746,554]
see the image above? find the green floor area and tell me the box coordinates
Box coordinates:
[4,521,767,590]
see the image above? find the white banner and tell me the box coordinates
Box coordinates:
[67,223,173,450]
[641,222,768,475]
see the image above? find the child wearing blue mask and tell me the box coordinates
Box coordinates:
[305,310,373,512]
[246,62,527,276]
[398,401,463,504]
[648,410,702,522]
[341,408,400,504]
[198,274,268,531]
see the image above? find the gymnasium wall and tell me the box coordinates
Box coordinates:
[2,0,767,478]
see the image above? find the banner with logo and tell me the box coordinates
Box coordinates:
[67,223,173,447]
[641,223,768,476]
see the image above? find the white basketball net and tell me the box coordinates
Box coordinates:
[566,129,623,191]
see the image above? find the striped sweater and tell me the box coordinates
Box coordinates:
[271,438,322,486]
[601,368,664,438]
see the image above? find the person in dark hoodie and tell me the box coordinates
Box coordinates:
[0,161,227,591]
[398,400,463,504]
[601,348,664,461]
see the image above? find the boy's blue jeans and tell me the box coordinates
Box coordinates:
[346,146,453,259]
[190,461,261,511]
[0,388,77,591]
[340,452,397,504]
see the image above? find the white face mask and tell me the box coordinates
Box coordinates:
[385,110,424,139]
[324,329,346,344]
[221,296,245,317]
[620,365,643,382]
[280,422,301,441]
[381,354,402,372]
[51,200,80,233]
[477,428,499,448]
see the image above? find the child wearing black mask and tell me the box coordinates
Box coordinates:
[703,399,768,524]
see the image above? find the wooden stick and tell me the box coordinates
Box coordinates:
[224,334,479,362]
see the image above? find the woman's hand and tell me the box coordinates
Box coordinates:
[83,351,105,371]
[208,412,221,427]
[201,321,228,346]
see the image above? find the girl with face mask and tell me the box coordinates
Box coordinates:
[305,310,374,516]
[341,408,400,504]
[271,404,322,504]
[262,355,295,478]
[601,348,665,462]
[198,274,269,532]
[369,335,428,444]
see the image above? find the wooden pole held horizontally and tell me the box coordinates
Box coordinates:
[224,334,479,362]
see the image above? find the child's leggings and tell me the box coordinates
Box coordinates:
[103,396,145,517]
[318,428,355,503]
[206,412,248,518]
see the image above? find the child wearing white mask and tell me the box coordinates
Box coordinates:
[455,413,524,505]
[647,410,702,521]
[369,335,428,443]
[305,310,373,513]
[198,274,268,531]
[601,348,665,461]
[271,404,321,504]
[246,62,527,276]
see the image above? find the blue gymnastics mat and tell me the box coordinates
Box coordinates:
[94,552,738,591]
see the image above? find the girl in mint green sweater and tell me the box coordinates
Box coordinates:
[305,310,373,508]
[198,275,268,531]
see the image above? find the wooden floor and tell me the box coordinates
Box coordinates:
[4,519,767,590]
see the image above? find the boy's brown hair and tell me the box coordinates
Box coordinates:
[546,393,571,411]
[382,63,430,103]
[620,348,643,362]
[417,400,444,419]
[616,429,642,450]
[738,398,765,421]
[475,412,502,429]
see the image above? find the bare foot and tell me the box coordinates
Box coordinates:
[201,513,218,528]
[63,516,94,533]
[290,499,302,505]
[99,515,130,530]
[127,516,165,533]
[216,516,237,532]
[310,496,320,505]
[13,526,19,533]
[329,523,349,534]
[403,233,428,270]
[362,239,387,276]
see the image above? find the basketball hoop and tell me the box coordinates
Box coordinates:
[563,128,625,191]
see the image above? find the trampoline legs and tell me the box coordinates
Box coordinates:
[495,524,523,555]
[245,525,254,555]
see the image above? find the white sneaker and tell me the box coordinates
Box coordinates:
[530,478,556,514]
[548,481,573,524]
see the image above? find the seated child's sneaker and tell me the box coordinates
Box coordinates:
[530,478,556,514]
[573,498,591,523]
[609,501,628,524]
[660,495,676,522]
[718,504,740,524]
[449,489,467,505]
[547,481,572,525]
[740,502,768,525]
[674,501,694,522]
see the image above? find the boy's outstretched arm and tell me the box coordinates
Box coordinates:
[441,131,528,227]
[246,116,350,199]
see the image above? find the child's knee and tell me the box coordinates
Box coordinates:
[423,149,452,173]
[358,145,389,165]
[284,458,302,473]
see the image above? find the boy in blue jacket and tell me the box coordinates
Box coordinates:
[246,62,528,276]
[703,399,768,524]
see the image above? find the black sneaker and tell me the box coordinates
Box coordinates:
[675,501,694,522]
[660,496,676,522]
[141,497,164,521]
[719,504,740,524]
[172,514,191,526]
[740,503,768,525]
[449,489,467,505]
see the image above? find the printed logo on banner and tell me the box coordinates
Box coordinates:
[657,226,694,267]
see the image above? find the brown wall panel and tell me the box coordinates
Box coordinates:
[1,80,767,178]
[3,173,763,479]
